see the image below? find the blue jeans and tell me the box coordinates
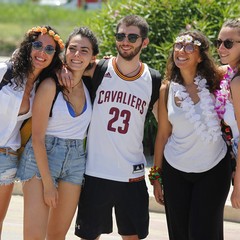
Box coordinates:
[17,135,86,186]
[0,148,18,185]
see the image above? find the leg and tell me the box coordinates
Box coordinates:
[189,154,232,240]
[75,176,114,239]
[0,184,14,237]
[115,180,149,240]
[47,181,81,240]
[163,159,192,240]
[22,177,49,240]
[121,235,139,240]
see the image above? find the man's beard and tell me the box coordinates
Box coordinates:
[116,44,142,61]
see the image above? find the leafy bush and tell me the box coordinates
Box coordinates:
[90,0,240,73]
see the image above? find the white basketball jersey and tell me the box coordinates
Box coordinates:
[85,58,153,182]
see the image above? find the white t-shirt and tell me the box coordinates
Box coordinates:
[0,62,34,151]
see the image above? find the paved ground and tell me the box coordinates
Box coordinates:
[3,195,240,240]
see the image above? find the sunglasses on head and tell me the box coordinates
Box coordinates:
[115,33,142,43]
[174,42,196,54]
[32,41,56,55]
[214,39,240,50]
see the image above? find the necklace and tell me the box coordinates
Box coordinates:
[117,62,141,76]
[171,75,221,143]
[214,66,237,119]
[72,79,82,89]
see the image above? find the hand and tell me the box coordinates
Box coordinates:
[56,65,74,88]
[103,55,113,59]
[153,180,164,205]
[43,182,58,208]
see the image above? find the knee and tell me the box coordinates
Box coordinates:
[24,228,46,240]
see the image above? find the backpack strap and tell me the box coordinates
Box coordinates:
[90,59,109,103]
[148,67,162,112]
[0,62,13,90]
[49,74,61,117]
[35,73,61,117]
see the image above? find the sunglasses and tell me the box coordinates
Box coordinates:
[32,41,56,55]
[115,33,142,43]
[174,42,196,54]
[214,39,240,50]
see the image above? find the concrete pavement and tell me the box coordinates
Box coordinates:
[6,162,240,240]
[3,193,240,240]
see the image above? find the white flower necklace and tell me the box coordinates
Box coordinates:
[171,75,221,143]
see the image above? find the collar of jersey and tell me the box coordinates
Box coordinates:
[112,57,144,81]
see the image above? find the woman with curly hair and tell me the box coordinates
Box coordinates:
[150,30,232,240]
[17,27,99,240]
[0,25,63,238]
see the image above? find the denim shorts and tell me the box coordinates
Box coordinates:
[0,148,18,185]
[17,135,86,186]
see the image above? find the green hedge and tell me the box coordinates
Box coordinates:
[89,0,240,74]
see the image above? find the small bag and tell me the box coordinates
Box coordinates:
[18,118,32,159]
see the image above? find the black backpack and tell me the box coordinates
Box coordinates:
[83,59,162,112]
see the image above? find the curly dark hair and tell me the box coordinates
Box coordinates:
[9,25,63,89]
[164,30,223,93]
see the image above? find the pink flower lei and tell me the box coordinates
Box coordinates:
[214,66,237,119]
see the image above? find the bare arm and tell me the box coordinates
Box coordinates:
[32,78,58,208]
[152,83,172,205]
[57,59,100,88]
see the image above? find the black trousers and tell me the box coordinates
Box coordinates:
[163,152,232,240]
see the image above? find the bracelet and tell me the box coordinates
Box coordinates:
[148,166,163,185]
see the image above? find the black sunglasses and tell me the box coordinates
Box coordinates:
[214,39,240,50]
[32,41,56,55]
[115,33,142,43]
[174,42,196,54]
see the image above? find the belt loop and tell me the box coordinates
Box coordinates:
[6,148,9,155]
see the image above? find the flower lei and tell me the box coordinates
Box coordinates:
[171,75,221,143]
[175,34,201,46]
[214,67,237,119]
[27,26,65,49]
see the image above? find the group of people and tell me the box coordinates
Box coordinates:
[0,13,239,240]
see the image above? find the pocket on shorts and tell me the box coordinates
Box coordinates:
[45,137,56,154]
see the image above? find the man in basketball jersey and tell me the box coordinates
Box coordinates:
[74,15,161,240]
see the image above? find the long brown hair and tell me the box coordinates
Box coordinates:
[164,30,223,93]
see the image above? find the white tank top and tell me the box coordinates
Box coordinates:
[85,58,152,182]
[224,100,239,139]
[164,83,227,173]
[46,83,92,139]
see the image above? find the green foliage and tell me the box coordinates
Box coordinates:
[88,0,240,74]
